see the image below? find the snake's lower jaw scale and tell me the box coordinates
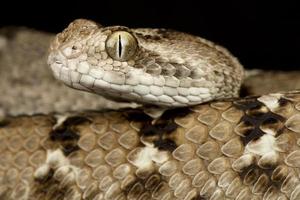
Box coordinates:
[2,91,300,199]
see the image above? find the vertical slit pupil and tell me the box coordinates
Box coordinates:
[118,34,122,58]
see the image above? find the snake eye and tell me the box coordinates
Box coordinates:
[105,31,138,61]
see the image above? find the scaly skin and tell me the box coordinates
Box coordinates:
[1,91,300,199]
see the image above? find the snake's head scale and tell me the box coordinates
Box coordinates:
[48,19,244,107]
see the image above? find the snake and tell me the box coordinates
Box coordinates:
[1,19,300,200]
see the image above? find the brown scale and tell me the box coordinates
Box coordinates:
[55,19,98,45]
[1,92,300,199]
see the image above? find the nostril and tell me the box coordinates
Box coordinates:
[60,43,82,59]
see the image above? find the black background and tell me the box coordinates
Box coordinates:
[1,0,299,70]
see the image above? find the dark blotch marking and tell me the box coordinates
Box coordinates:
[124,107,190,122]
[234,98,264,111]
[50,128,80,141]
[153,139,177,152]
[159,122,178,133]
[124,107,192,152]
[50,116,91,156]
[239,112,284,145]
[261,117,285,136]
[247,106,267,118]
[140,121,178,152]
[238,116,255,142]
[140,125,157,136]
[234,98,285,145]
[160,107,191,120]
[239,115,266,145]
[63,144,80,155]
[278,97,289,107]
[141,122,177,136]
[123,109,153,122]
[0,118,10,128]
[239,85,251,97]
[61,116,91,126]
[262,117,279,124]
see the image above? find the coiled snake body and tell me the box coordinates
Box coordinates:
[1,19,300,200]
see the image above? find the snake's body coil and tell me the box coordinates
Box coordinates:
[1,92,300,200]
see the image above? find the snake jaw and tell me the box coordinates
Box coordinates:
[48,19,244,107]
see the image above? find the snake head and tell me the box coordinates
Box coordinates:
[48,19,244,107]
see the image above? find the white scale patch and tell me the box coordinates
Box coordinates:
[77,61,90,74]
[46,149,70,167]
[80,74,95,88]
[70,71,81,83]
[131,146,169,170]
[50,62,62,79]
[61,46,73,57]
[153,76,165,86]
[245,134,276,156]
[60,67,71,85]
[257,93,283,110]
[34,149,79,181]
[89,68,104,79]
